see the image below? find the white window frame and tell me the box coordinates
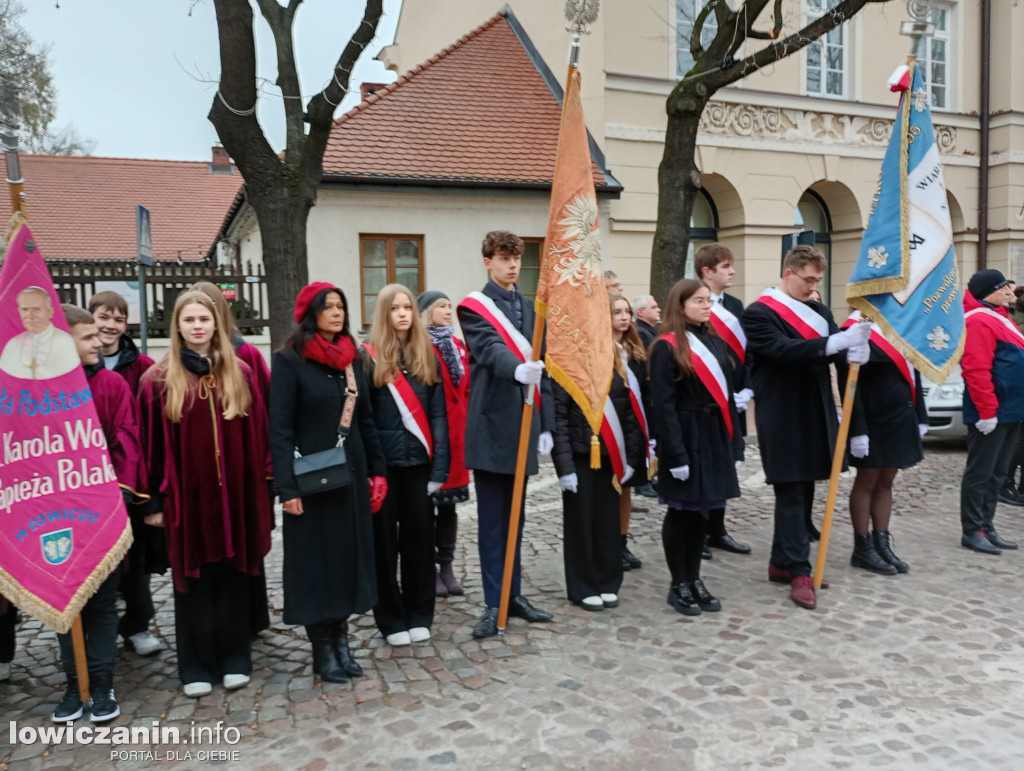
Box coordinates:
[675,0,719,79]
[805,0,849,100]
[916,2,953,112]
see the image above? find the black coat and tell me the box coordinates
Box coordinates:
[458,282,554,476]
[849,343,928,469]
[551,371,646,480]
[649,325,744,506]
[361,350,450,485]
[636,319,658,353]
[269,348,386,625]
[741,298,846,484]
[717,293,750,394]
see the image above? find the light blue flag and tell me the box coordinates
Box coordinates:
[847,63,964,383]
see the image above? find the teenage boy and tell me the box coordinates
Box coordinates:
[87,291,163,656]
[458,231,556,639]
[696,243,753,556]
[52,305,147,722]
[741,246,871,609]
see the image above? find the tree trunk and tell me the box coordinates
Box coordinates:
[650,82,710,304]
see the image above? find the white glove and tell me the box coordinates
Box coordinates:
[427,481,444,495]
[826,322,872,355]
[621,464,634,484]
[919,423,928,437]
[850,435,869,458]
[735,460,742,469]
[648,438,657,454]
[514,360,545,385]
[847,341,870,364]
[537,431,553,455]
[733,388,754,412]
[976,417,998,435]
[558,473,578,493]
[670,465,690,482]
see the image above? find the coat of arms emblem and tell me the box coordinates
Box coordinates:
[41,529,73,565]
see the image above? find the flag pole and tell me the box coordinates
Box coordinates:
[70,616,91,704]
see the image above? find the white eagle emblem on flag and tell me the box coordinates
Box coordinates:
[551,194,603,296]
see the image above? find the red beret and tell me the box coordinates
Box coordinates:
[293,282,337,324]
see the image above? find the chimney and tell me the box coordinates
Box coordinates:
[210,145,234,174]
[361,82,388,101]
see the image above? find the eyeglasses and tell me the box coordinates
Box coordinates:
[791,272,823,287]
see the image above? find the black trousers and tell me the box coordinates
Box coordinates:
[0,598,17,664]
[474,469,527,608]
[562,457,623,602]
[57,569,121,690]
[770,481,816,576]
[372,464,436,636]
[434,502,458,566]
[173,561,253,684]
[961,421,1023,534]
[117,517,155,638]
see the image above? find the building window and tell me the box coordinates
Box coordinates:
[806,0,847,98]
[359,234,424,326]
[676,0,718,78]
[783,190,832,304]
[684,190,719,279]
[520,238,544,299]
[916,5,950,110]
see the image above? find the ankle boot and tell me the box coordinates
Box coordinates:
[332,620,363,678]
[307,623,348,683]
[872,530,909,573]
[435,568,449,597]
[438,563,464,595]
[850,532,897,575]
[622,535,642,569]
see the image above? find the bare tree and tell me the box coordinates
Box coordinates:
[208,0,384,346]
[651,0,895,301]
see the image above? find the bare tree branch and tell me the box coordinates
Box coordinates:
[746,0,784,40]
[253,0,303,152]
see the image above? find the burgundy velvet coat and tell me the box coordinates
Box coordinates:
[139,359,272,592]
[87,366,146,498]
[111,334,155,396]
[235,341,270,406]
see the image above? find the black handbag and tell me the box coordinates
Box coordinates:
[292,364,358,496]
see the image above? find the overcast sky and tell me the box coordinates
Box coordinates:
[20,0,401,161]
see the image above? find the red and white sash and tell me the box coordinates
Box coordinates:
[599,393,628,485]
[362,344,433,457]
[965,307,1024,346]
[710,299,746,361]
[621,348,652,467]
[458,291,542,411]
[841,311,916,403]
[755,287,830,340]
[662,333,734,440]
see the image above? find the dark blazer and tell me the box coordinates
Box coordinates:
[458,282,555,476]
[741,298,846,484]
[716,292,750,394]
[637,318,658,353]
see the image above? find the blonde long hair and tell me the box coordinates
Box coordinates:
[147,290,251,422]
[369,284,438,386]
[609,295,646,379]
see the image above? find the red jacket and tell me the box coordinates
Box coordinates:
[434,337,470,490]
[962,292,1024,423]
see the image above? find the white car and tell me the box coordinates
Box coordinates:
[921,364,967,439]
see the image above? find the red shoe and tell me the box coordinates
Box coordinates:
[768,564,829,589]
[790,575,816,609]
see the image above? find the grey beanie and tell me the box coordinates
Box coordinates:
[417,290,449,313]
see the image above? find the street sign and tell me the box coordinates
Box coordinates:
[136,205,153,266]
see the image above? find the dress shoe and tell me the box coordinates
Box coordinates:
[768,564,829,589]
[790,575,816,609]
[872,530,909,573]
[690,579,721,612]
[472,607,499,639]
[701,543,713,560]
[707,533,752,555]
[666,583,701,616]
[438,563,464,595]
[600,593,619,608]
[578,596,604,611]
[961,531,1001,555]
[622,536,642,569]
[985,528,1018,550]
[636,482,658,498]
[509,595,553,622]
[850,532,897,575]
[806,519,821,542]
[997,484,1024,506]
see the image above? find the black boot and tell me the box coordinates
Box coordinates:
[872,530,909,574]
[622,535,642,569]
[306,623,348,683]
[850,532,897,575]
[333,620,363,678]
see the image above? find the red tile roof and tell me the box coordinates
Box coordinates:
[322,10,620,191]
[0,154,242,261]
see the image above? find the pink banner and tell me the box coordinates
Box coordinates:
[0,224,131,633]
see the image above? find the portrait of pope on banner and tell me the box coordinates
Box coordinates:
[0,286,79,380]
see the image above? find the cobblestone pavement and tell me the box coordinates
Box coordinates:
[4,438,1024,770]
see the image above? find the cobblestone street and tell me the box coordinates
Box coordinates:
[3,438,1024,770]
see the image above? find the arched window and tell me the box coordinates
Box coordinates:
[684,189,719,279]
[783,191,832,303]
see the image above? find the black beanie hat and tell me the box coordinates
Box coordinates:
[417,290,449,314]
[968,269,1010,301]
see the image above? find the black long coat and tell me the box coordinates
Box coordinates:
[458,282,554,476]
[649,325,745,507]
[269,348,386,626]
[741,298,846,484]
[849,343,928,469]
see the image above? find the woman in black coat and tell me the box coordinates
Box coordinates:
[270,282,387,684]
[362,284,450,647]
[650,279,745,616]
[845,313,928,575]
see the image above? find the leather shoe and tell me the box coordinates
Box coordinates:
[691,579,721,612]
[806,520,821,542]
[666,583,701,616]
[472,607,499,639]
[768,564,828,589]
[701,543,713,560]
[961,531,1001,555]
[636,482,658,498]
[790,575,816,609]
[997,485,1024,506]
[985,528,1017,550]
[707,533,752,555]
[508,595,553,623]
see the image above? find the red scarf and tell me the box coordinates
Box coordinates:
[300,334,357,370]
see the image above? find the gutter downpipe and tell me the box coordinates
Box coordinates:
[978,0,991,270]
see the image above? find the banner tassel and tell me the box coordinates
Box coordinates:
[590,434,600,469]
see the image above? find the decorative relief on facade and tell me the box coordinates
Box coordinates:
[696,101,957,154]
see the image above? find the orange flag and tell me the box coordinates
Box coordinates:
[535,65,614,467]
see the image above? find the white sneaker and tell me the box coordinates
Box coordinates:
[600,593,619,608]
[579,596,604,611]
[127,632,163,656]
[0,662,10,681]
[385,631,411,646]
[183,681,212,698]
[223,674,250,690]
[408,627,431,642]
